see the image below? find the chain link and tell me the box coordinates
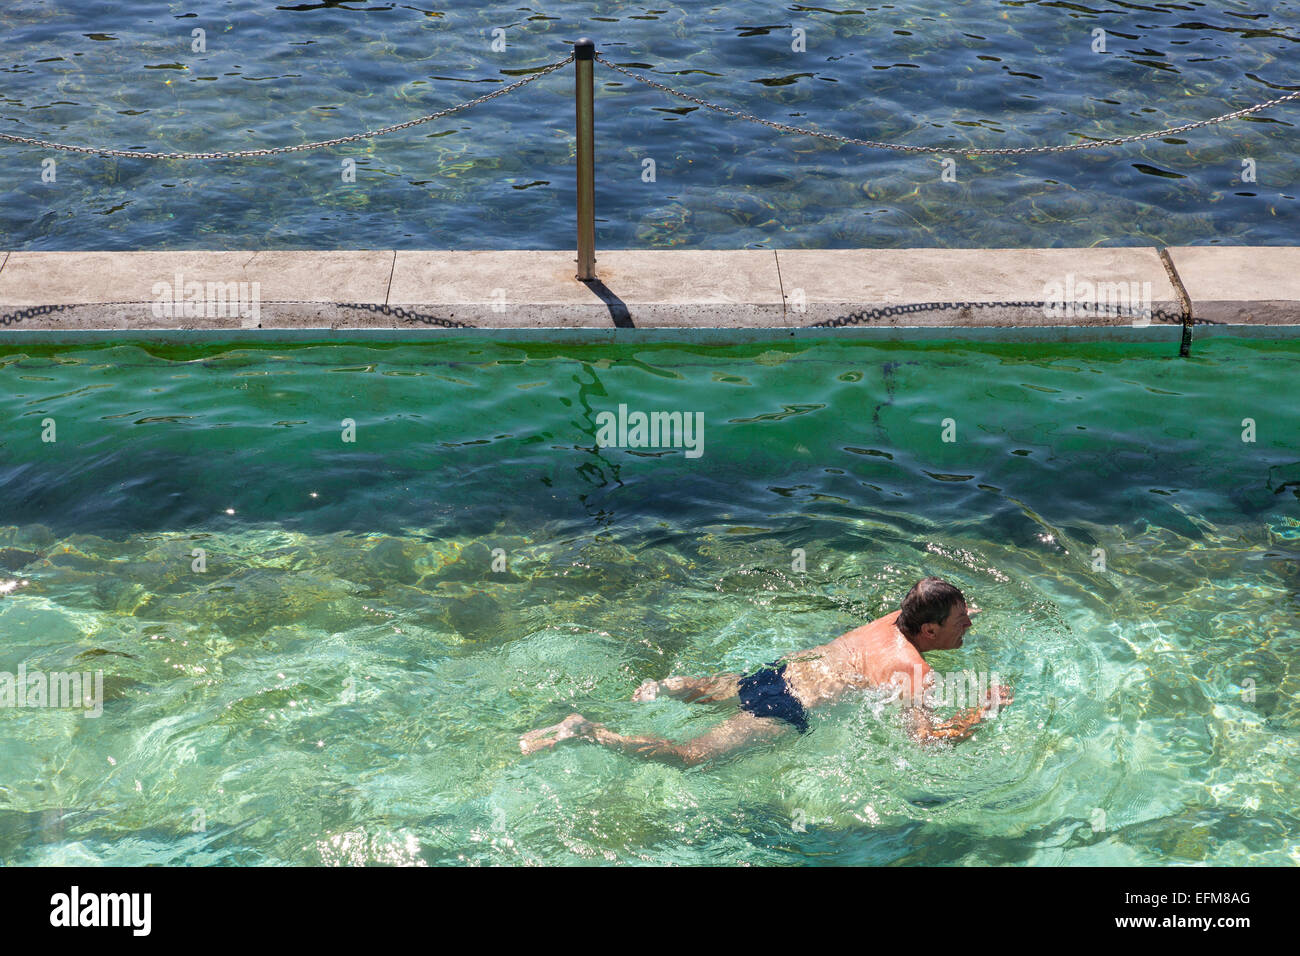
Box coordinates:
[0,55,574,160]
[595,54,1299,155]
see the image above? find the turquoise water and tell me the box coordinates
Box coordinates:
[1,1,1297,249]
[0,338,1296,865]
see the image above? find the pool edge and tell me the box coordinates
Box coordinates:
[1,249,1297,344]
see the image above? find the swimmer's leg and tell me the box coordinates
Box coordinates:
[520,711,788,766]
[633,672,741,704]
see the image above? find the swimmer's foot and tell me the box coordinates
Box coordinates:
[647,676,692,699]
[634,676,690,701]
[519,713,592,755]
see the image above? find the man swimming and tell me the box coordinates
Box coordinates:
[519,576,1013,765]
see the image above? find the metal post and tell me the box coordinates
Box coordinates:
[574,38,596,281]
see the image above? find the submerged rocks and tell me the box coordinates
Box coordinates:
[442,590,507,643]
[426,540,501,584]
[0,524,55,553]
[0,525,52,583]
[0,549,40,574]
[136,567,360,637]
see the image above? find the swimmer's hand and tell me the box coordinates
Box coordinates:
[980,683,1014,715]
[907,685,1011,744]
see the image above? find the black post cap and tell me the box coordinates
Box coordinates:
[575,38,595,60]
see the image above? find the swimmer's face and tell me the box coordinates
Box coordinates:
[937,601,973,649]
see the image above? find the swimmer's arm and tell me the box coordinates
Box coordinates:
[885,664,977,742]
[898,682,1013,744]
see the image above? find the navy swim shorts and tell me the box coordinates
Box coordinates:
[737,661,809,734]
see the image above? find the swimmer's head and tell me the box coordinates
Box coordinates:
[897,577,971,651]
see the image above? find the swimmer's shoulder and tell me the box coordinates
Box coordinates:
[837,609,901,641]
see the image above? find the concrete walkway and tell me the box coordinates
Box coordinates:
[0,247,1296,335]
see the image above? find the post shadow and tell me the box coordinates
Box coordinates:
[581,277,634,327]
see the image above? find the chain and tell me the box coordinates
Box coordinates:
[0,300,478,328]
[0,55,574,160]
[6,49,1292,160]
[595,54,1300,155]
[802,300,1186,328]
[336,301,474,329]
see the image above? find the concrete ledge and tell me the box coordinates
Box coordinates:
[389,250,787,327]
[1165,246,1300,325]
[0,250,392,307]
[0,248,1297,332]
[775,247,1181,326]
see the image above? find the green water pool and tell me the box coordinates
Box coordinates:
[0,338,1296,865]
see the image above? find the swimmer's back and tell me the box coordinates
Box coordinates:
[784,610,926,707]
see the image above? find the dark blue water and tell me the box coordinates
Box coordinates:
[1,1,1297,250]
